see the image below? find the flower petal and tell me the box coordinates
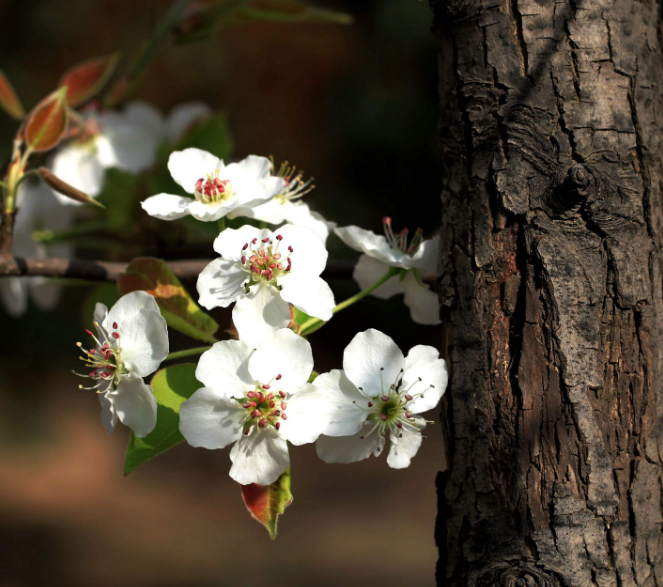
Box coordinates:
[168,148,222,194]
[387,418,426,469]
[98,391,118,434]
[334,225,406,267]
[229,198,287,224]
[248,328,313,393]
[313,370,367,437]
[316,422,382,464]
[141,194,193,220]
[166,101,212,142]
[343,329,405,397]
[0,278,28,317]
[353,254,404,300]
[402,271,441,325]
[117,309,169,377]
[107,291,160,325]
[278,384,330,445]
[95,121,159,173]
[186,200,236,222]
[179,387,246,449]
[229,426,290,485]
[279,274,335,321]
[212,225,270,261]
[51,145,105,200]
[196,257,248,310]
[402,345,448,413]
[402,235,439,272]
[123,100,165,141]
[109,372,158,437]
[195,340,254,397]
[276,224,328,277]
[233,284,291,349]
[284,202,334,243]
[236,154,272,179]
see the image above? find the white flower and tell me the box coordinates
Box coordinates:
[0,182,74,317]
[335,218,440,325]
[316,329,447,468]
[75,291,169,438]
[228,161,335,243]
[197,224,335,347]
[179,328,330,485]
[50,101,165,204]
[141,149,286,222]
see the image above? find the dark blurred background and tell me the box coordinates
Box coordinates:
[0,1,445,585]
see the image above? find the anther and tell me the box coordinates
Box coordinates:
[262,238,269,243]
[242,403,253,409]
[275,235,283,241]
[405,411,412,418]
[281,402,287,410]
[112,332,120,339]
[262,384,271,390]
[288,246,293,252]
[404,394,413,401]
[247,391,257,398]
[251,409,262,419]
[381,395,389,402]
[380,414,388,421]
[282,413,288,420]
[112,322,118,329]
[243,243,249,250]
[397,422,403,429]
[85,329,93,336]
[368,402,373,407]
[275,422,281,431]
[276,374,282,380]
[278,390,286,398]
[259,418,268,428]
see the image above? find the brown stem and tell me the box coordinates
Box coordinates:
[0,209,16,254]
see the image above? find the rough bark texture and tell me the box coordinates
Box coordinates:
[432,0,663,585]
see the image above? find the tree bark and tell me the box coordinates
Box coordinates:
[432,1,663,585]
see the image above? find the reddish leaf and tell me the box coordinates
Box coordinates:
[118,257,219,343]
[24,88,69,152]
[38,167,104,208]
[59,53,120,107]
[0,68,24,119]
[241,468,293,539]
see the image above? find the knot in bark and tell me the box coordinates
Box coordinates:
[547,165,593,215]
[477,563,564,587]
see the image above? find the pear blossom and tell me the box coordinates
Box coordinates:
[0,182,73,317]
[335,218,441,325]
[141,149,286,222]
[316,329,447,468]
[228,160,335,243]
[75,291,169,438]
[179,329,330,485]
[197,224,335,347]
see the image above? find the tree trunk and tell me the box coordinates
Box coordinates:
[432,1,663,585]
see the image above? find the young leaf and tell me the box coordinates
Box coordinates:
[38,167,105,208]
[25,88,69,152]
[124,363,199,475]
[0,67,24,119]
[241,468,293,539]
[118,257,219,343]
[59,53,120,107]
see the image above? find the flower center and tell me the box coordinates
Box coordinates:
[74,322,125,391]
[353,367,435,450]
[271,159,315,202]
[240,234,293,286]
[194,170,232,204]
[382,217,424,256]
[238,375,288,434]
[72,116,104,150]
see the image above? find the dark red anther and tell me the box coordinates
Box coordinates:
[275,422,281,431]
[262,384,271,390]
[90,370,97,377]
[242,243,249,250]
[257,392,265,403]
[101,372,110,379]
[381,395,389,402]
[281,402,287,410]
[269,401,275,408]
[262,238,270,243]
[397,422,403,429]
[89,349,96,354]
[247,391,257,398]
[275,235,283,241]
[404,394,413,402]
[241,256,246,264]
[85,329,93,336]
[243,427,250,435]
[279,390,286,398]
[269,263,276,269]
[405,411,412,418]
[380,414,388,421]
[368,402,373,407]
[266,392,274,399]
[112,322,118,329]
[288,246,293,253]
[195,178,204,193]
[258,418,268,428]
[252,238,258,244]
[281,413,288,420]
[251,409,262,419]
[276,374,282,381]
[105,350,113,359]
[112,332,120,339]
[242,403,253,409]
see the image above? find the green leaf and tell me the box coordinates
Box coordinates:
[118,257,219,343]
[241,467,293,539]
[124,363,199,475]
[96,168,140,228]
[176,112,234,160]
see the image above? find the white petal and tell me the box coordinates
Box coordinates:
[166,101,212,142]
[402,271,441,325]
[195,340,254,397]
[402,345,448,413]
[98,391,118,434]
[334,225,406,267]
[316,422,382,464]
[403,235,439,272]
[141,194,193,220]
[0,278,28,317]
[233,284,291,349]
[248,328,313,393]
[109,372,158,437]
[95,123,159,173]
[117,310,169,377]
[229,198,287,224]
[284,203,334,243]
[279,274,335,321]
[278,385,330,445]
[179,387,246,449]
[343,329,405,397]
[236,154,272,179]
[29,280,62,312]
[229,427,290,485]
[51,145,105,200]
[387,418,426,469]
[212,225,270,261]
[94,302,108,330]
[186,200,236,222]
[353,254,404,300]
[313,370,367,437]
[276,224,328,277]
[168,148,222,194]
[123,100,165,141]
[107,291,160,325]
[196,257,248,310]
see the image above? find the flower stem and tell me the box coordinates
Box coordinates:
[298,266,400,337]
[165,345,212,362]
[217,217,226,232]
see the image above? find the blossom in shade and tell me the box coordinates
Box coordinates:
[141,149,285,222]
[316,329,448,468]
[228,160,335,243]
[75,291,169,438]
[334,218,441,325]
[197,224,335,348]
[179,329,330,485]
